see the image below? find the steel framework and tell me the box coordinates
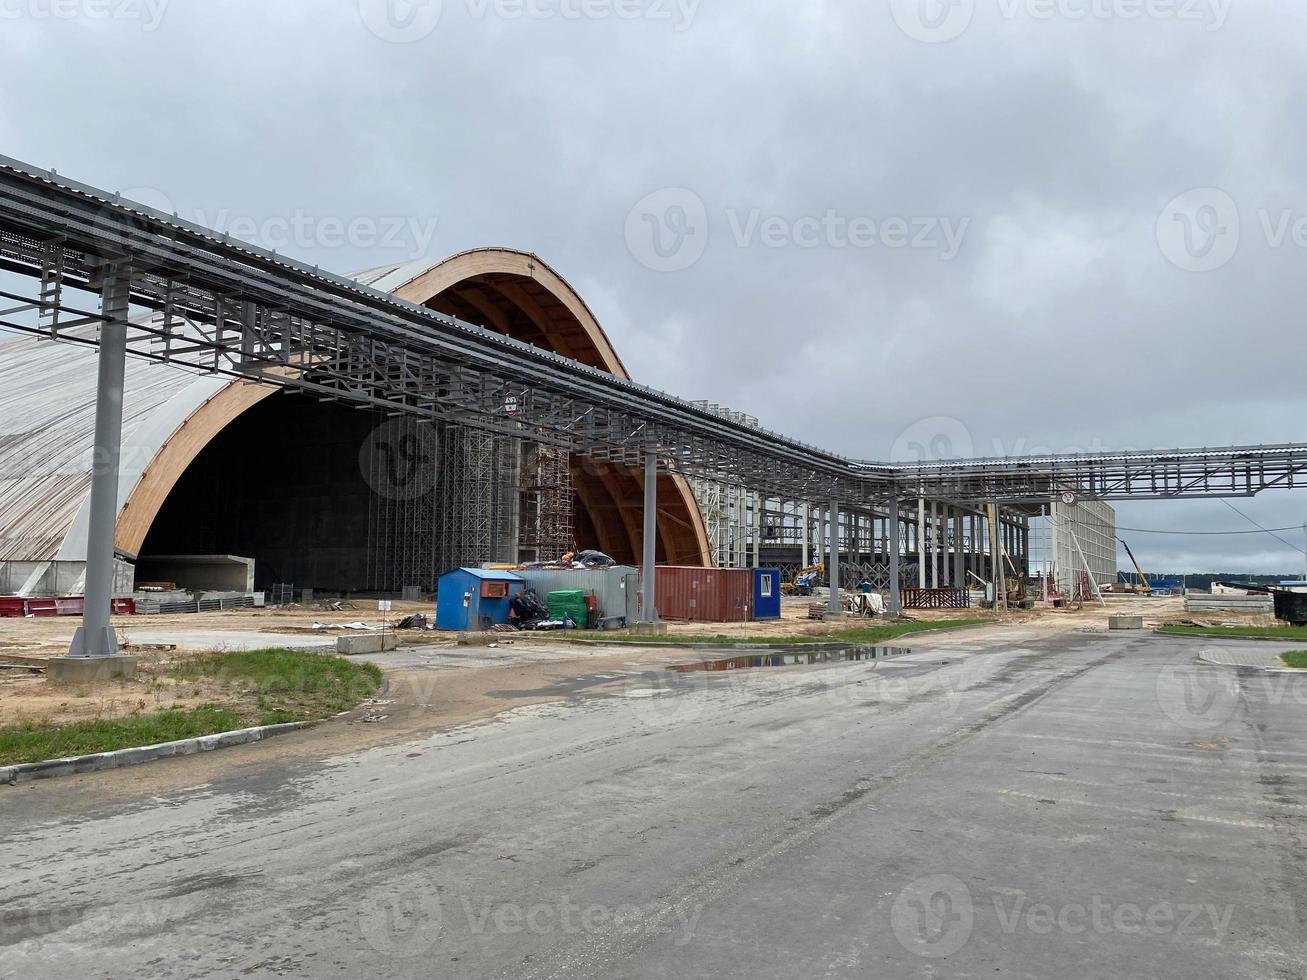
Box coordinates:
[1,155,1306,645]
[0,155,1303,508]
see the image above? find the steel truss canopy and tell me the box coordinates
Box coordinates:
[0,153,1304,509]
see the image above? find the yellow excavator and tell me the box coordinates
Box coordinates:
[783,564,826,597]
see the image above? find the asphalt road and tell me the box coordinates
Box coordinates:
[3,626,1305,978]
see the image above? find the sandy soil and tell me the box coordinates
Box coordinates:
[0,592,1266,732]
[0,600,441,661]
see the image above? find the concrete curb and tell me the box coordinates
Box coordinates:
[1154,629,1306,644]
[1196,651,1302,673]
[0,721,313,787]
[560,620,995,652]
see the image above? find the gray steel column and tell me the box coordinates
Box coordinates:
[953,507,965,588]
[69,266,132,659]
[640,437,659,623]
[752,493,762,568]
[917,498,927,588]
[889,494,902,616]
[828,497,841,615]
[930,501,940,589]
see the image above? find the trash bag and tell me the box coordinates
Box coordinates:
[511,589,551,623]
[575,550,616,568]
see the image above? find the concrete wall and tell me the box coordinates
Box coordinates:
[135,555,255,592]
[0,558,134,597]
[1030,499,1118,594]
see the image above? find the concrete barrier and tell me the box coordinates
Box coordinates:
[1185,597,1274,614]
[47,656,138,683]
[335,634,399,656]
[1109,615,1144,631]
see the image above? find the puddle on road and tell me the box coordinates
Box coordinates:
[668,647,912,673]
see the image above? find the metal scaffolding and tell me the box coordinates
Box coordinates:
[518,443,574,563]
[434,427,519,574]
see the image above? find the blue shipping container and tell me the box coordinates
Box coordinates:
[753,568,782,620]
[436,568,525,632]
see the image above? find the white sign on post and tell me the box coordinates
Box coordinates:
[378,600,392,612]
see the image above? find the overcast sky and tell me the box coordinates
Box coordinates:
[2,0,1304,574]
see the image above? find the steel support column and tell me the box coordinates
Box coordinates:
[953,507,965,589]
[828,498,842,616]
[69,266,132,659]
[889,495,902,616]
[639,437,659,623]
[917,498,927,589]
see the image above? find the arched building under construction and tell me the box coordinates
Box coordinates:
[0,249,712,595]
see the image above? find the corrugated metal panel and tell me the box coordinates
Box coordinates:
[514,566,637,623]
[656,566,753,623]
[0,330,210,561]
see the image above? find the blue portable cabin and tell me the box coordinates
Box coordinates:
[753,568,783,620]
[436,568,525,632]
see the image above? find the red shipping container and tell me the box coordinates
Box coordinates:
[654,566,754,623]
[0,596,136,618]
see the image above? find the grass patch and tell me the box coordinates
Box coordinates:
[1,649,383,767]
[1281,651,1307,669]
[1158,625,1307,641]
[168,648,383,724]
[0,705,244,766]
[598,619,989,646]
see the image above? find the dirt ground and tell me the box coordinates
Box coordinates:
[0,592,1264,732]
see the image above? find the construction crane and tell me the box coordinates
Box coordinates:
[1118,538,1152,594]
